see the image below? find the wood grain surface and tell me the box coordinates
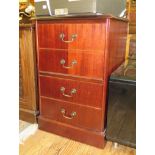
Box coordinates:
[40,97,103,131]
[35,17,128,148]
[19,130,136,155]
[37,22,106,51]
[39,49,105,79]
[19,24,38,123]
[106,19,128,75]
[39,75,103,108]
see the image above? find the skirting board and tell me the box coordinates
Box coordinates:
[19,123,38,144]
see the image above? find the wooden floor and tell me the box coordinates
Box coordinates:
[19,130,136,155]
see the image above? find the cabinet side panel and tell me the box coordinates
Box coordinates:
[100,19,128,131]
[107,19,128,75]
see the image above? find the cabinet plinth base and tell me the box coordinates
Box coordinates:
[38,116,106,148]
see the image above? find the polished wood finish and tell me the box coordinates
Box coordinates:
[39,49,104,79]
[106,20,128,75]
[33,14,128,22]
[37,21,107,50]
[20,130,136,155]
[39,75,103,108]
[19,24,39,123]
[35,16,128,148]
[38,117,105,148]
[40,97,103,131]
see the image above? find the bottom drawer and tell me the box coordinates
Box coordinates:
[40,97,103,132]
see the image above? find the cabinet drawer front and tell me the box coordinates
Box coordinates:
[40,97,103,131]
[37,22,106,51]
[39,49,104,79]
[39,76,103,108]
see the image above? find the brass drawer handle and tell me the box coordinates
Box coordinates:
[61,108,77,120]
[60,87,77,98]
[60,59,77,69]
[59,33,77,43]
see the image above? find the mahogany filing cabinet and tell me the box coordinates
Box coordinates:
[35,15,128,148]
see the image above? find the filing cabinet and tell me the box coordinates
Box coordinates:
[35,15,128,148]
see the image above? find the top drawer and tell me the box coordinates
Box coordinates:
[37,22,106,51]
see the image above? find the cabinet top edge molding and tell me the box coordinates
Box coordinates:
[32,15,128,23]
